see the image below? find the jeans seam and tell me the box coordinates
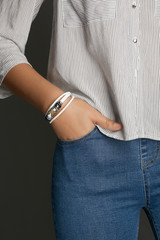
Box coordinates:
[140,140,160,240]
[140,139,148,207]
[145,169,150,207]
[144,141,158,165]
[143,142,160,168]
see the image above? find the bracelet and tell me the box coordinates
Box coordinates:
[45,91,71,120]
[45,91,71,121]
[49,95,75,124]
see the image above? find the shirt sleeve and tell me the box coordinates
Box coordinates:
[0,0,45,99]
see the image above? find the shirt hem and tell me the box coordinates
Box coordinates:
[96,125,160,141]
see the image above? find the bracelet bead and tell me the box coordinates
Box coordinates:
[44,91,72,123]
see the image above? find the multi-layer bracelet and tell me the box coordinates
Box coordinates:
[44,91,75,124]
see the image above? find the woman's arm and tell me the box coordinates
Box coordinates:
[3,60,123,142]
[2,63,68,115]
[0,0,122,140]
[0,0,70,115]
[0,0,45,99]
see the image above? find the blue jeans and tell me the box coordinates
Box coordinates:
[51,125,160,240]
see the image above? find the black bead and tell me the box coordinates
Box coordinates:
[54,101,61,109]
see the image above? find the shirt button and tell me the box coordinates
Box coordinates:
[132,1,136,8]
[133,37,137,43]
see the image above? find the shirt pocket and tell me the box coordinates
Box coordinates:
[154,0,160,18]
[62,0,117,28]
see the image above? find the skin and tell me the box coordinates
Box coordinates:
[3,63,123,140]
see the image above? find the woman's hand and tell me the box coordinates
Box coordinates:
[51,96,123,141]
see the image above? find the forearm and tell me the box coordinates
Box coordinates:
[2,63,65,115]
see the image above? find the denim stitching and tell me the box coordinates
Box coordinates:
[145,169,150,207]
[143,141,158,166]
[139,139,147,206]
[140,140,160,239]
[144,142,160,168]
[57,126,98,146]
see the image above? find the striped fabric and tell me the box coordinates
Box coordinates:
[62,0,117,27]
[1,0,160,141]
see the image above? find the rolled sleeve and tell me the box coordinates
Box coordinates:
[0,0,44,99]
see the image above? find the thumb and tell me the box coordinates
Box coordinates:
[93,110,123,131]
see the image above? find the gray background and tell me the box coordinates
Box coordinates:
[0,0,156,239]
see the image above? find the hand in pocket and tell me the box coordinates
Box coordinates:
[51,97,123,141]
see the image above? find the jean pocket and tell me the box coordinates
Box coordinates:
[62,0,117,28]
[154,0,160,18]
[56,125,98,146]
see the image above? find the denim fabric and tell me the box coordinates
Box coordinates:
[51,125,160,240]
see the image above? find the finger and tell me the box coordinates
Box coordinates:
[92,110,123,131]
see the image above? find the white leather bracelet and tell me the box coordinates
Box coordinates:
[49,95,75,124]
[45,91,71,121]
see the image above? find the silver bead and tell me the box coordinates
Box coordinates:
[47,113,52,120]
[53,107,57,112]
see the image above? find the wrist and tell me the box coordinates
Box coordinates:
[50,95,73,126]
[41,89,65,115]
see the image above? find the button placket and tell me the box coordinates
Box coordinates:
[133,37,137,43]
[132,1,137,8]
[131,0,140,136]
[132,1,138,44]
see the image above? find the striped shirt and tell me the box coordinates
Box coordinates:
[0,0,160,141]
